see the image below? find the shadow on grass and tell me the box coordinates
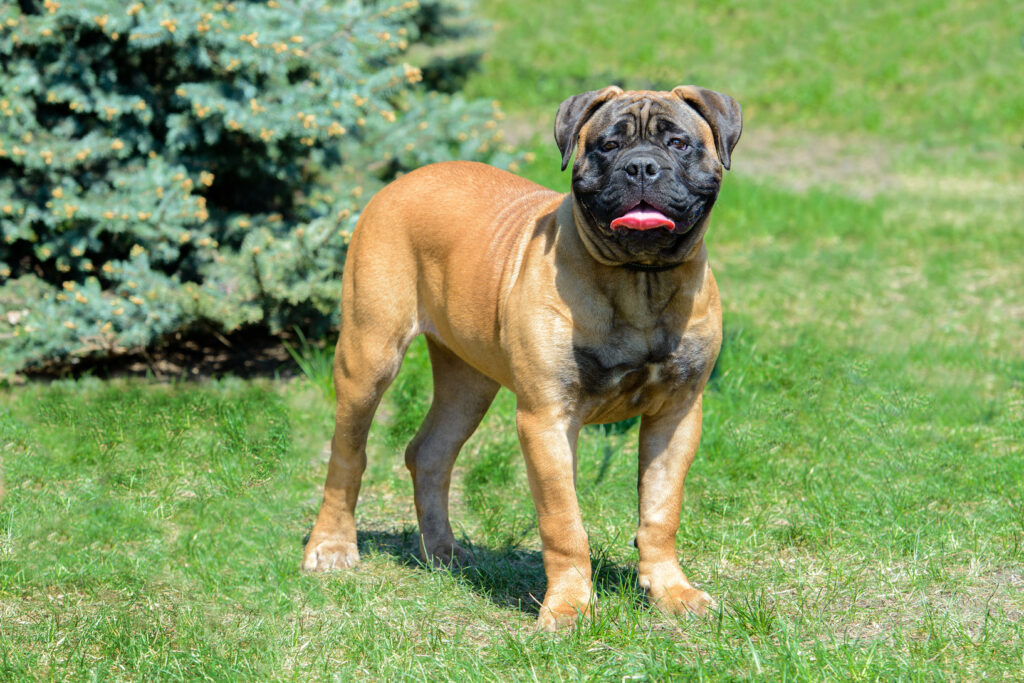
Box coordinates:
[352,527,642,616]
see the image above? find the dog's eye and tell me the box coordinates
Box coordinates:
[668,138,688,150]
[601,140,619,152]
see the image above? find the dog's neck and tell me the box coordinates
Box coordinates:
[567,194,708,270]
[556,196,710,325]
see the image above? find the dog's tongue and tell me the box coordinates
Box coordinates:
[610,207,675,231]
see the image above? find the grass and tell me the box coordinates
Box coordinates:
[2,0,1023,680]
[465,0,1023,151]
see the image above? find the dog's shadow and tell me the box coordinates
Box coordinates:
[349,527,642,616]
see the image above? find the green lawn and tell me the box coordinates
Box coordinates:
[466,0,1022,148]
[2,0,1023,680]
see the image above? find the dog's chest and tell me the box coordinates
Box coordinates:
[570,324,714,412]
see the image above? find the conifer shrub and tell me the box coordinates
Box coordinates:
[0,0,524,376]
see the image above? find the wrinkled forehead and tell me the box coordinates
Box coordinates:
[583,91,713,146]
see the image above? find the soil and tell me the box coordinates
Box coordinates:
[17,327,301,383]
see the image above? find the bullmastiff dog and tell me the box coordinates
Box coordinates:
[302,85,742,631]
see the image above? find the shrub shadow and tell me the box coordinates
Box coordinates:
[18,327,300,382]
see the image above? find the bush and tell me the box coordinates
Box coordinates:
[0,0,524,377]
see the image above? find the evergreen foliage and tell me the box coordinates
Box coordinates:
[0,0,524,376]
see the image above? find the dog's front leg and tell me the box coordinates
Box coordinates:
[636,396,715,616]
[516,405,590,631]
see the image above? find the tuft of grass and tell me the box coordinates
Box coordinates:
[282,328,335,399]
[728,589,779,639]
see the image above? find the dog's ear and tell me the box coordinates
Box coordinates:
[672,86,742,170]
[554,86,623,171]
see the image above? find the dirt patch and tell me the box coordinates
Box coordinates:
[16,327,300,383]
[715,126,1020,202]
[731,127,894,199]
[501,111,552,147]
[836,566,1024,641]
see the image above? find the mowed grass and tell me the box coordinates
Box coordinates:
[3,0,1024,680]
[465,0,1022,150]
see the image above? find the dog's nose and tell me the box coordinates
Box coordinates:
[624,156,662,181]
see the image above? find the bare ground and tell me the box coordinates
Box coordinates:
[15,327,298,383]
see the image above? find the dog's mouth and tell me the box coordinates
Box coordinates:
[609,202,676,231]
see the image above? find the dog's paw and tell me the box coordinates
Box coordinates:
[649,584,716,617]
[302,538,360,572]
[639,564,716,617]
[534,592,592,632]
[421,542,472,570]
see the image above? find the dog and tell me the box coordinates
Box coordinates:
[302,85,741,631]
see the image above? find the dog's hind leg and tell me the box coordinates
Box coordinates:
[302,250,418,572]
[405,338,499,567]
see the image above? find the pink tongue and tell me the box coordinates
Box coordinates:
[610,208,675,231]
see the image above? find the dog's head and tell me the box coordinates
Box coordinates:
[555,86,741,268]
